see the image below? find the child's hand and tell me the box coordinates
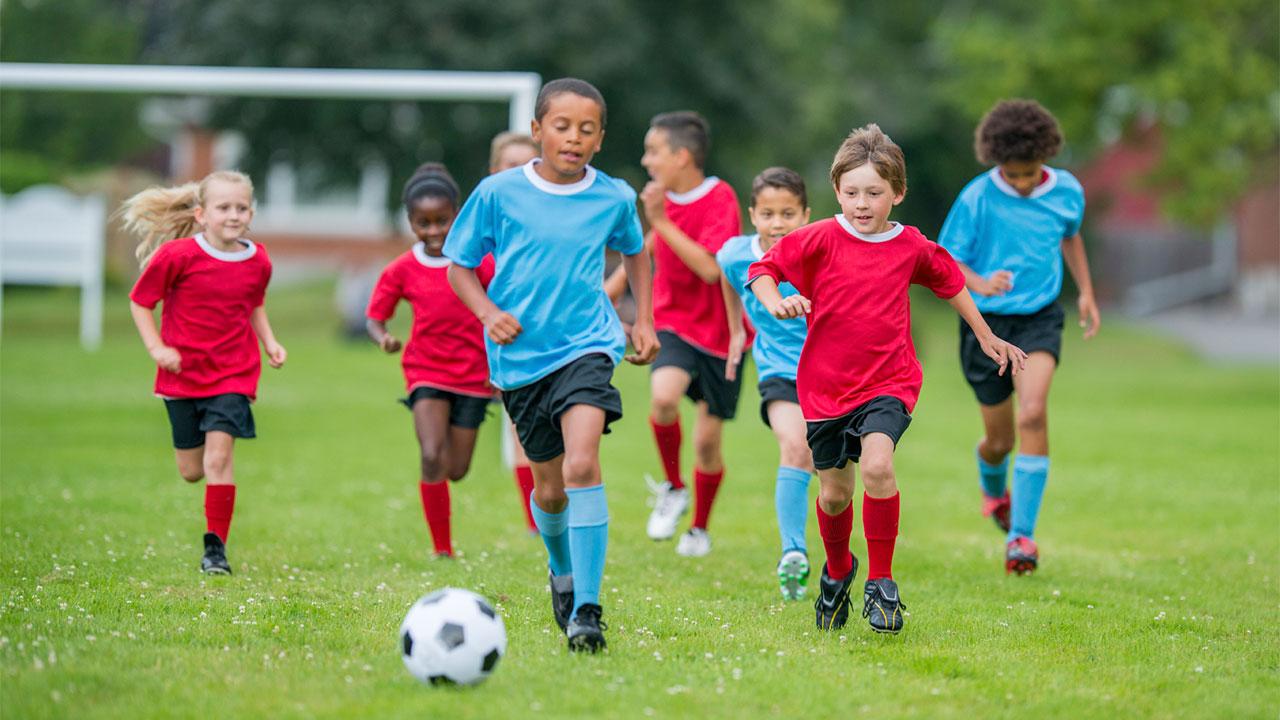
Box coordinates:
[1078,292,1101,339]
[625,320,660,365]
[980,334,1027,377]
[265,341,288,369]
[150,345,182,374]
[770,294,811,319]
[483,310,522,345]
[380,334,403,354]
[725,331,746,381]
[977,270,1013,297]
[640,182,668,225]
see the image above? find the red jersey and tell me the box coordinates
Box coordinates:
[748,217,966,419]
[366,246,495,397]
[129,235,273,400]
[652,177,742,357]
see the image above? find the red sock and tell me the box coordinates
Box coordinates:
[419,480,452,556]
[204,484,236,543]
[650,417,684,490]
[514,465,536,531]
[863,492,900,580]
[691,468,724,530]
[816,498,854,581]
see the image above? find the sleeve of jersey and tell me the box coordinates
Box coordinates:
[607,187,645,256]
[443,186,495,268]
[251,247,272,307]
[128,243,183,309]
[1063,184,1086,237]
[699,188,742,253]
[936,193,976,265]
[746,234,798,290]
[365,262,403,322]
[914,242,967,299]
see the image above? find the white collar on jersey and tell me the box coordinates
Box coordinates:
[522,159,598,196]
[412,243,451,268]
[834,215,904,243]
[195,233,257,261]
[665,176,719,205]
[989,166,1059,199]
[750,234,765,260]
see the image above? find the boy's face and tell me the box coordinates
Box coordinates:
[833,163,903,236]
[641,127,687,188]
[749,187,809,248]
[407,195,456,255]
[531,93,604,181]
[491,143,538,174]
[195,179,254,246]
[997,159,1044,196]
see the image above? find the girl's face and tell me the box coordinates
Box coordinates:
[491,143,538,174]
[195,180,254,246]
[531,93,604,182]
[834,163,903,236]
[749,187,809,250]
[408,195,456,255]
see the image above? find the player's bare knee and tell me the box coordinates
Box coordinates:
[202,449,232,478]
[179,466,205,483]
[983,436,1015,459]
[561,453,600,486]
[693,439,721,470]
[1017,403,1047,434]
[818,485,852,515]
[779,438,812,470]
[650,398,680,425]
[860,455,896,490]
[446,459,472,482]
[419,446,447,480]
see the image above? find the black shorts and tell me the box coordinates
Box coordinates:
[501,353,624,463]
[758,376,800,428]
[652,330,743,419]
[401,386,493,430]
[961,302,1064,405]
[164,393,255,450]
[805,395,912,471]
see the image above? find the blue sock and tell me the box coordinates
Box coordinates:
[566,485,609,618]
[774,466,811,554]
[1008,454,1049,542]
[977,446,1009,498]
[530,493,572,577]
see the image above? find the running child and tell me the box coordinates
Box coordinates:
[716,167,814,600]
[937,99,1099,575]
[748,125,1026,634]
[125,170,286,576]
[366,162,495,559]
[445,78,658,652]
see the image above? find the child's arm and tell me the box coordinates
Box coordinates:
[640,182,721,284]
[1062,233,1100,339]
[448,264,521,344]
[250,306,287,368]
[749,276,811,319]
[129,301,182,373]
[622,248,659,364]
[365,319,402,353]
[720,276,747,381]
[946,291,1027,376]
[956,261,1013,297]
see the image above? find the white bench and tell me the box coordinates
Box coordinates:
[0,185,106,350]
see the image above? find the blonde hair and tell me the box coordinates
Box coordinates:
[120,170,254,266]
[488,132,539,171]
[829,124,907,196]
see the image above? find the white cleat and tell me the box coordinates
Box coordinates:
[776,550,811,600]
[675,528,712,557]
[645,474,689,541]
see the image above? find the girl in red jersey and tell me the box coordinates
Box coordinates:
[366,163,496,558]
[126,170,287,576]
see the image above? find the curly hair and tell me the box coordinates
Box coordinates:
[974,99,1063,165]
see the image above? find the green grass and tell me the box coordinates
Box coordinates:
[2,282,1277,719]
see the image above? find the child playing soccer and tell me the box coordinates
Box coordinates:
[748,125,1026,634]
[125,170,286,576]
[445,78,658,652]
[937,99,1100,575]
[366,163,494,559]
[717,167,814,600]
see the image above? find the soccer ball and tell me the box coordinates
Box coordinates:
[400,588,507,686]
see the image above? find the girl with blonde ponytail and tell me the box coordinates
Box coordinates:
[124,170,286,576]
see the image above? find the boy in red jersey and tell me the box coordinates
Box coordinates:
[749,125,1026,634]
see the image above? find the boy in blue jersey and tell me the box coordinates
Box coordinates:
[446,78,659,652]
[938,99,1100,575]
[716,167,813,600]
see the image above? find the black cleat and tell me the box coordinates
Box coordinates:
[201,533,231,575]
[550,573,574,633]
[814,557,858,631]
[566,603,608,653]
[863,578,905,634]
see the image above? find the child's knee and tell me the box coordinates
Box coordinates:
[561,453,599,486]
[179,467,205,483]
[779,437,812,470]
[817,484,852,515]
[202,448,232,476]
[446,458,472,482]
[983,435,1015,459]
[419,445,447,480]
[860,454,896,491]
[1017,402,1047,434]
[650,395,680,423]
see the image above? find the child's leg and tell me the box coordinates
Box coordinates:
[510,421,537,531]
[202,431,237,543]
[528,456,572,575]
[815,464,857,580]
[175,448,205,483]
[559,404,608,617]
[412,398,454,555]
[768,400,812,554]
[690,402,725,531]
[977,399,1016,497]
[650,366,692,489]
[859,433,899,581]
[1008,352,1057,541]
[444,425,480,482]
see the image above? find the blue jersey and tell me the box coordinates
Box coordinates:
[938,167,1085,314]
[716,234,806,382]
[444,160,644,389]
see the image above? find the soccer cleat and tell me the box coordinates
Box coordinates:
[566,603,608,653]
[645,475,689,540]
[549,572,575,633]
[982,492,1012,533]
[813,558,858,631]
[675,528,711,557]
[776,550,810,601]
[863,578,906,634]
[1005,536,1039,575]
[200,533,231,575]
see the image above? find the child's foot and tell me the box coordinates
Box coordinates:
[982,491,1011,533]
[549,573,574,633]
[675,528,711,557]
[566,603,607,653]
[201,533,231,575]
[814,559,857,630]
[863,578,905,634]
[776,550,810,601]
[646,475,689,540]
[1005,536,1038,575]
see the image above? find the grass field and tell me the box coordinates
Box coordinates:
[2,281,1277,719]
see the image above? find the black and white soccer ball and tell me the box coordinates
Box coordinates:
[400,588,507,687]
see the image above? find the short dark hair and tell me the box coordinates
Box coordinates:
[829,124,907,196]
[751,167,807,208]
[975,99,1063,165]
[534,78,607,128]
[401,162,459,210]
[650,111,710,169]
